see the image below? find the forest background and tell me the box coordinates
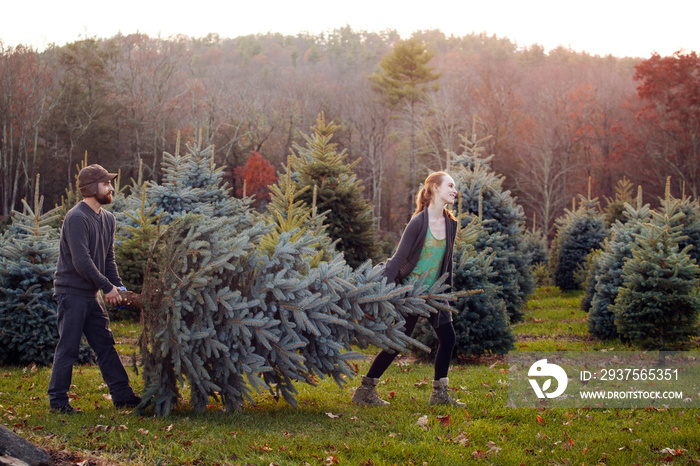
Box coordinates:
[1,27,696,246]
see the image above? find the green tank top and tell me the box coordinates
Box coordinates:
[405,227,446,288]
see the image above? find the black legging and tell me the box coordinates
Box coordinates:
[366,313,456,380]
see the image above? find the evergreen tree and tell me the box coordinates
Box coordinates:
[550,193,606,291]
[370,37,441,196]
[657,179,700,265]
[451,217,514,356]
[285,114,379,268]
[136,139,463,416]
[449,131,533,323]
[587,189,651,340]
[522,222,550,287]
[102,161,162,320]
[603,177,635,229]
[579,248,602,313]
[0,178,92,365]
[522,225,548,267]
[114,193,158,287]
[612,199,700,349]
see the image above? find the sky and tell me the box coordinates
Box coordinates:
[3,0,699,58]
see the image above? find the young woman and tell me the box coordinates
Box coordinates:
[352,171,464,407]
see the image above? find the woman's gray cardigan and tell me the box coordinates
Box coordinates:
[383,208,458,328]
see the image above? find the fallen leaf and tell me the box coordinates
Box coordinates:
[437,414,452,427]
[137,428,149,435]
[388,391,396,400]
[326,412,342,419]
[660,447,684,456]
[416,415,430,430]
[414,379,429,388]
[453,432,470,446]
[486,441,502,456]
[536,415,546,425]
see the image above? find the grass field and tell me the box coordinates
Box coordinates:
[1,287,699,465]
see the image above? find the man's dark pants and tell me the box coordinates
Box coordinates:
[48,293,135,408]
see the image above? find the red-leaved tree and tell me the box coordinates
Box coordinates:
[233,151,278,208]
[629,51,700,198]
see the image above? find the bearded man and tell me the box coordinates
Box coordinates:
[48,164,141,414]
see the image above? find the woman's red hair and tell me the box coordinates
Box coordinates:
[412,171,457,220]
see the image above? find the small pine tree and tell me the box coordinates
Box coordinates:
[0,177,92,365]
[550,192,606,291]
[657,179,700,265]
[115,185,161,294]
[522,226,548,268]
[579,248,602,313]
[451,217,514,356]
[587,188,651,340]
[287,114,380,268]
[521,221,550,287]
[612,201,700,349]
[449,130,533,323]
[603,177,635,229]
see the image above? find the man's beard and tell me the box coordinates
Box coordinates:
[95,191,113,205]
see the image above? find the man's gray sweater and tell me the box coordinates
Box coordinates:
[54,201,123,296]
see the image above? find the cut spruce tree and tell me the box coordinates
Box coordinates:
[136,133,466,416]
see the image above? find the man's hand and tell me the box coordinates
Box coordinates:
[104,287,123,306]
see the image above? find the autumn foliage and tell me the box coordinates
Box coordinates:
[629,51,700,198]
[0,31,698,237]
[233,152,278,207]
